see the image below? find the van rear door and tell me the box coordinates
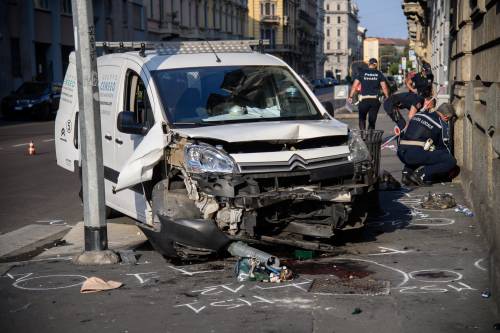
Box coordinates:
[55,54,79,172]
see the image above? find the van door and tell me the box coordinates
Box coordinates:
[97,64,122,213]
[55,59,79,172]
[108,64,157,221]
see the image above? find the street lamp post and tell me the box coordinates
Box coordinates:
[71,0,119,265]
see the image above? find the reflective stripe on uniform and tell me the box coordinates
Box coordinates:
[399,140,426,147]
[413,113,442,129]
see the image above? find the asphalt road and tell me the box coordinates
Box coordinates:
[0,120,81,234]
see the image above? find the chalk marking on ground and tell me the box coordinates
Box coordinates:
[168,265,224,276]
[126,272,160,284]
[12,274,88,291]
[368,246,413,256]
[474,258,487,271]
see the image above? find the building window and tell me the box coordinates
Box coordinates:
[337,3,340,11]
[337,41,340,49]
[11,38,21,78]
[204,1,208,28]
[262,2,275,16]
[284,0,288,15]
[33,0,49,10]
[61,0,72,14]
[326,16,330,24]
[326,29,330,37]
[326,4,329,10]
[337,28,340,36]
[133,3,145,30]
[326,42,330,50]
[337,16,340,23]
[337,55,340,62]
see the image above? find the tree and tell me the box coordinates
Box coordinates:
[389,63,399,75]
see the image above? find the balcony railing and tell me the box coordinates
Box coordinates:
[261,15,280,23]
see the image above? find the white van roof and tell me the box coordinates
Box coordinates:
[102,50,287,71]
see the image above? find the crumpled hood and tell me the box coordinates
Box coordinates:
[171,120,348,143]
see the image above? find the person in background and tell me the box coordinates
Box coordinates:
[382,91,428,130]
[397,103,457,186]
[348,58,389,130]
[406,61,434,98]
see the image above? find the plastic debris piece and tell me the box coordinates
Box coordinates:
[118,250,138,265]
[454,204,474,217]
[294,250,314,260]
[352,307,362,315]
[228,241,280,268]
[481,290,491,298]
[378,170,401,191]
[80,277,123,293]
[420,192,456,210]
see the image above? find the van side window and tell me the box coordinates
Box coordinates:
[124,71,154,128]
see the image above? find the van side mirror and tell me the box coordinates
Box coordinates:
[322,101,334,117]
[117,111,149,135]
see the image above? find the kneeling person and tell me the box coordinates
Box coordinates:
[397,103,457,186]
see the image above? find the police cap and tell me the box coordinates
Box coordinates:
[368,58,378,65]
[437,103,455,117]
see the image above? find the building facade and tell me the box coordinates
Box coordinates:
[315,0,326,79]
[144,0,248,41]
[0,0,149,100]
[323,0,360,79]
[403,0,500,310]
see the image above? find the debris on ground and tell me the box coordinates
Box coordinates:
[378,170,401,191]
[228,241,293,283]
[118,250,138,265]
[352,307,362,315]
[80,277,123,293]
[420,192,456,210]
[294,250,314,260]
[455,204,474,217]
[481,290,491,298]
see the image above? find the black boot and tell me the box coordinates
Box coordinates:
[409,166,432,186]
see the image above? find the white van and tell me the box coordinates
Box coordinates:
[55,40,376,259]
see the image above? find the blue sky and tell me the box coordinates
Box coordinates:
[356,0,408,39]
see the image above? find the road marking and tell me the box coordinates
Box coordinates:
[474,258,487,271]
[11,142,30,147]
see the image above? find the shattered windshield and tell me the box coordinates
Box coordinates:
[151,66,322,126]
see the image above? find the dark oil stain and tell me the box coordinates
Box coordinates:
[283,260,374,278]
[413,271,455,279]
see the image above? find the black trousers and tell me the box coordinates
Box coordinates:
[358,98,380,130]
[397,146,457,182]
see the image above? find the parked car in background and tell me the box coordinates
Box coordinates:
[322,78,335,87]
[385,76,398,94]
[1,82,62,120]
[311,79,324,90]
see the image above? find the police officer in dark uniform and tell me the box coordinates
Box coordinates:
[406,62,434,98]
[383,91,426,129]
[348,58,389,130]
[397,103,457,186]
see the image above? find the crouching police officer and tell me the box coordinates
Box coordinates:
[383,91,426,129]
[397,103,457,186]
[348,58,389,130]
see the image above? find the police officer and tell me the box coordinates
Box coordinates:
[397,103,457,186]
[406,62,434,98]
[383,91,427,129]
[348,58,389,130]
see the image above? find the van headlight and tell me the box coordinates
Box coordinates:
[348,130,370,163]
[185,144,235,174]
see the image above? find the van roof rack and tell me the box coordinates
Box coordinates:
[96,40,269,57]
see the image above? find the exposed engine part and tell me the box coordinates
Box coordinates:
[151,180,200,224]
[215,207,243,235]
[195,195,219,219]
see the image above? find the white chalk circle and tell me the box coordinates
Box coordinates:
[409,269,462,283]
[411,218,455,226]
[13,274,88,291]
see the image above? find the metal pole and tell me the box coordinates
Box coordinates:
[72,0,118,264]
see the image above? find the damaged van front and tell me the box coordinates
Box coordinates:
[118,64,376,259]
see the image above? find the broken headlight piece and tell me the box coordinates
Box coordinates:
[185,143,236,174]
[347,129,370,163]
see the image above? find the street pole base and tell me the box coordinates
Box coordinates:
[73,250,120,265]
